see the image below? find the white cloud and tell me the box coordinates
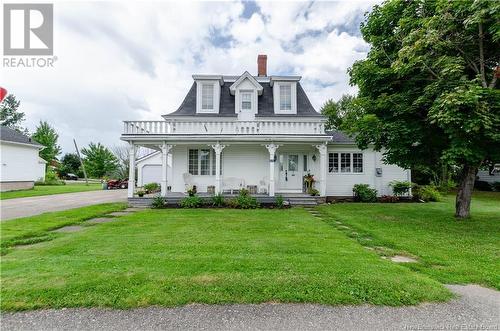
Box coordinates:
[2,0,375,154]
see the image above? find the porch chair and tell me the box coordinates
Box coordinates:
[183,173,195,190]
[258,176,268,194]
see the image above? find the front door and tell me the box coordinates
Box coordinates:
[278,153,302,192]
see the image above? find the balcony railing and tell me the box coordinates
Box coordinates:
[123,120,326,135]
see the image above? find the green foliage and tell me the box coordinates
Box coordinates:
[58,153,82,178]
[81,142,119,179]
[36,168,65,185]
[320,94,365,132]
[32,121,61,164]
[232,189,259,209]
[348,0,500,217]
[352,184,378,202]
[144,183,160,193]
[187,186,197,197]
[389,181,412,196]
[412,185,442,202]
[275,195,285,208]
[151,196,167,209]
[0,94,28,134]
[211,193,225,207]
[179,195,203,208]
[136,190,145,197]
[474,181,492,191]
[307,187,320,196]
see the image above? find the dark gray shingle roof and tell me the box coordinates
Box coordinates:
[0,126,42,147]
[326,130,356,143]
[166,82,322,117]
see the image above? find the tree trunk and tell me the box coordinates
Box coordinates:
[455,165,477,219]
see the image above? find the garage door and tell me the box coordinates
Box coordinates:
[142,165,162,185]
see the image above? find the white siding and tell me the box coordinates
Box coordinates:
[136,152,171,187]
[0,142,45,182]
[326,146,410,197]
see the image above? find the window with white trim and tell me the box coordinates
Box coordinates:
[279,85,291,110]
[188,149,221,176]
[241,91,252,110]
[329,153,363,173]
[201,84,214,110]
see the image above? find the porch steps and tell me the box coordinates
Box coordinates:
[284,196,325,206]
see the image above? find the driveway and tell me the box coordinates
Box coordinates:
[0,190,127,221]
[1,285,499,331]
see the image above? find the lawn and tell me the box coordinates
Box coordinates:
[0,182,103,200]
[0,208,450,311]
[0,203,126,253]
[317,191,500,289]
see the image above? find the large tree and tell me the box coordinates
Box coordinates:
[349,0,499,218]
[320,94,365,131]
[59,153,82,178]
[0,94,28,134]
[32,121,62,164]
[81,142,118,179]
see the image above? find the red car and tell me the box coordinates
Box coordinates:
[107,179,128,189]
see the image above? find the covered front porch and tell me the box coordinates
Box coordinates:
[125,140,329,198]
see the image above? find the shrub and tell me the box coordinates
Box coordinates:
[307,188,320,196]
[379,195,399,203]
[36,168,65,185]
[275,195,285,208]
[211,193,225,207]
[412,185,441,202]
[436,179,457,193]
[151,196,167,209]
[233,190,259,209]
[144,182,160,193]
[389,180,412,196]
[352,184,378,202]
[474,180,492,191]
[180,195,203,208]
[492,182,500,192]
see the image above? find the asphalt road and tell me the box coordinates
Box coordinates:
[2,285,498,331]
[0,189,127,221]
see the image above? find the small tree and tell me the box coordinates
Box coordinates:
[81,142,119,179]
[32,121,61,165]
[59,153,82,178]
[0,94,28,134]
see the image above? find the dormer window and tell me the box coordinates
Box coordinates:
[272,81,297,114]
[201,84,214,110]
[279,85,292,111]
[241,91,252,110]
[195,79,220,113]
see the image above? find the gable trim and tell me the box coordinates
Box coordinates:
[229,71,264,96]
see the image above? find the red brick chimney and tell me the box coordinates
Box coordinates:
[257,54,267,77]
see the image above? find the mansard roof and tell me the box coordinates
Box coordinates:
[164,76,322,118]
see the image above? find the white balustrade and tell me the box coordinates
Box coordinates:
[123,120,325,135]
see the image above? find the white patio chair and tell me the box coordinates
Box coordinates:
[258,176,268,194]
[223,177,245,194]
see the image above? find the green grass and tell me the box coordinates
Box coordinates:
[0,208,450,311]
[0,182,103,200]
[317,191,500,289]
[0,203,126,254]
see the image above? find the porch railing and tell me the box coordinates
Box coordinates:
[123,120,325,135]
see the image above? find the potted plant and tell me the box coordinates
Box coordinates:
[187,185,197,197]
[137,189,146,197]
[303,173,316,192]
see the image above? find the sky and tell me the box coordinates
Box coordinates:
[2,0,379,154]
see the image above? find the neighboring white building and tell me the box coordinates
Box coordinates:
[0,126,46,192]
[121,55,410,199]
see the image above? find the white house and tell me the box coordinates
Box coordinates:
[0,126,46,192]
[121,55,410,200]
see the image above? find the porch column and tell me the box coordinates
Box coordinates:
[210,143,226,194]
[127,142,136,198]
[315,143,328,196]
[161,143,173,197]
[265,143,280,197]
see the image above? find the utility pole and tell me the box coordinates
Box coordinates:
[73,139,89,185]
